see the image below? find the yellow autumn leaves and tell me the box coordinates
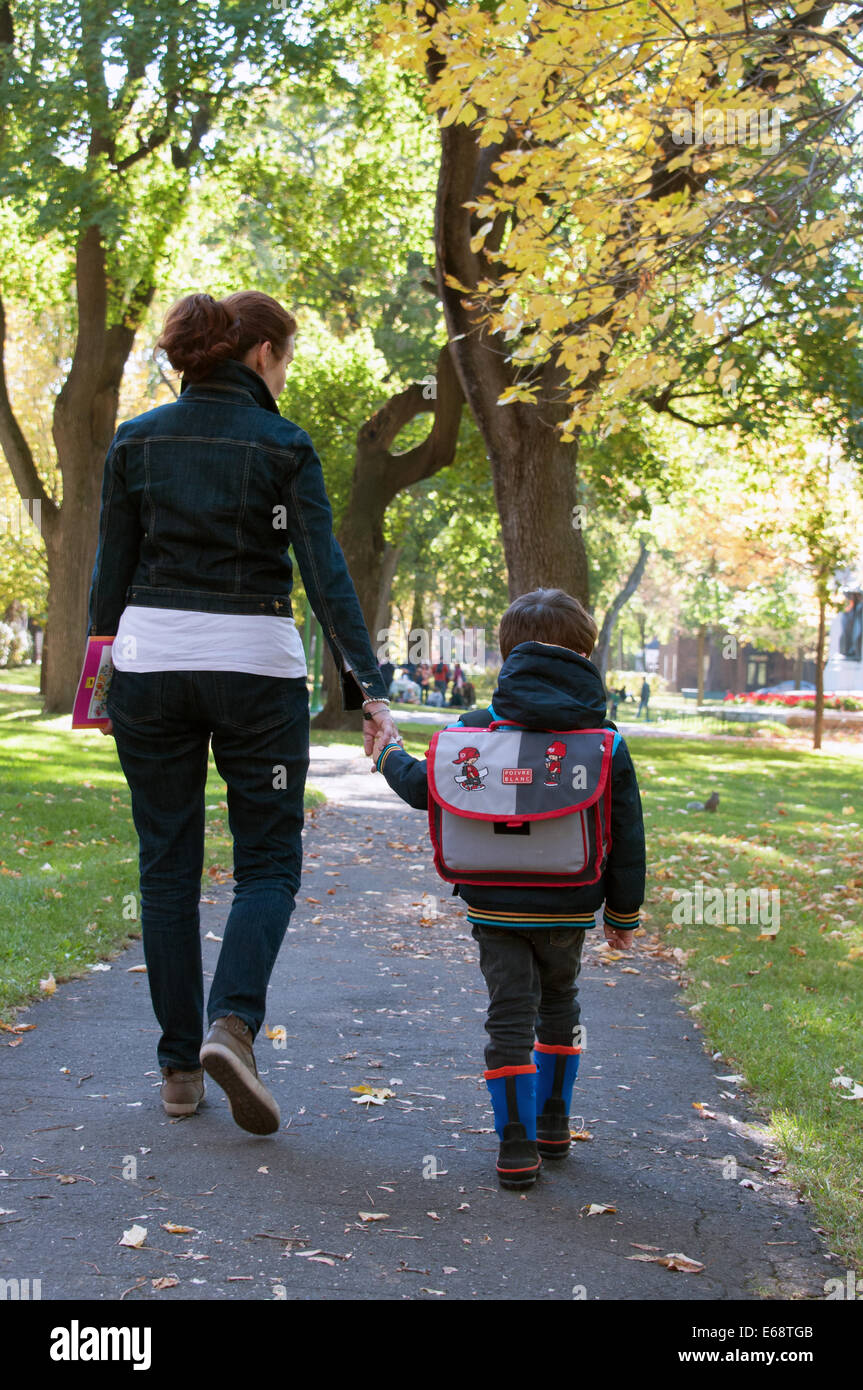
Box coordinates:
[378,0,860,436]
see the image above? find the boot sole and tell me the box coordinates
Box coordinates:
[162,1097,204,1117]
[537,1140,570,1159]
[497,1161,542,1190]
[199,1041,280,1135]
[498,1169,541,1190]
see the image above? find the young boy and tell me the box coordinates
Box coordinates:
[372,589,646,1189]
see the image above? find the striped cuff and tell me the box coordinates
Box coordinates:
[603,906,641,931]
[375,742,402,773]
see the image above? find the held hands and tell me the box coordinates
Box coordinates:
[362,704,402,763]
[371,724,399,762]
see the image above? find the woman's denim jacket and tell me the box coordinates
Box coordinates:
[87,360,388,708]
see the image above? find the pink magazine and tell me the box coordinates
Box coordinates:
[72,636,115,729]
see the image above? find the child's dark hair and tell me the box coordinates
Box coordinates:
[498,588,598,660]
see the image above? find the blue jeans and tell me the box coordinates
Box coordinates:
[106,668,309,1070]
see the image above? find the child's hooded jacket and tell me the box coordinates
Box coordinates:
[376,641,646,932]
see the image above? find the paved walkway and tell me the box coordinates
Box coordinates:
[0,748,837,1301]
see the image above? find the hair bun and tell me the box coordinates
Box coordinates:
[157,294,243,382]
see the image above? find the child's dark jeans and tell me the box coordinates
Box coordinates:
[471,923,586,1069]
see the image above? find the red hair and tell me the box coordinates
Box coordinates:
[157,291,297,382]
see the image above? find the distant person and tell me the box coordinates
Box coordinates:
[418,661,431,704]
[636,678,651,721]
[449,662,466,707]
[432,659,450,702]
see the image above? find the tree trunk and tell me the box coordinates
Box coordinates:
[594,542,649,678]
[312,346,463,729]
[491,430,588,601]
[814,597,826,751]
[0,227,151,712]
[40,470,105,711]
[374,543,402,642]
[433,119,591,604]
[696,625,707,705]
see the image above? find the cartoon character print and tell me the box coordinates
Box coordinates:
[452,745,489,791]
[544,739,567,787]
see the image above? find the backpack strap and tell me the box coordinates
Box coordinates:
[456,705,495,729]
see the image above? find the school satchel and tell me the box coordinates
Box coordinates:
[426,720,614,887]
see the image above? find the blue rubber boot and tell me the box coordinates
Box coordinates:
[484,1064,541,1189]
[534,1043,581,1158]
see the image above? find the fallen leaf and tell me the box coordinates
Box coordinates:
[204,931,222,943]
[39,974,56,995]
[265,1025,286,1041]
[571,1129,593,1141]
[119,1224,148,1248]
[581,1203,616,1217]
[420,1287,446,1296]
[161,1222,195,1235]
[660,1252,705,1273]
[126,965,147,973]
[831,1075,863,1100]
[351,1086,395,1105]
[152,1276,179,1290]
[358,1211,389,1223]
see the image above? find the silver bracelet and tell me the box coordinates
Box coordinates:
[362,697,391,709]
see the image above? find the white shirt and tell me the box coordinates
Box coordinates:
[112,605,308,678]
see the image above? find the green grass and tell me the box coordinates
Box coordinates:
[0,684,324,1016]
[0,661,41,688]
[631,736,863,1268]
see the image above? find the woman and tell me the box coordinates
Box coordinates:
[87,291,400,1135]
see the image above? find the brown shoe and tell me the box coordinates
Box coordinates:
[199,1014,280,1135]
[160,1066,205,1117]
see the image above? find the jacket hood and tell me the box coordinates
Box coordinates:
[491,642,608,729]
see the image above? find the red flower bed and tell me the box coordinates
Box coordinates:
[722,691,863,712]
